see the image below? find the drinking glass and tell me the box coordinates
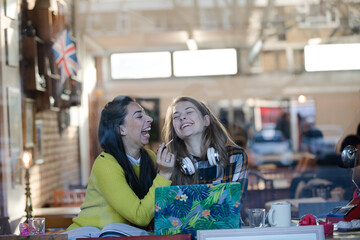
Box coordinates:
[29,218,45,235]
[248,208,266,228]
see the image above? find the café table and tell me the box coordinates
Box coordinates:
[265,197,348,219]
[0,234,67,239]
[33,207,80,231]
[289,219,360,239]
[265,197,327,218]
[328,230,360,239]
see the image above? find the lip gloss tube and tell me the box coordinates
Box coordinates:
[162,139,173,151]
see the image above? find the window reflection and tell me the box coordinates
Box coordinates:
[206,97,357,222]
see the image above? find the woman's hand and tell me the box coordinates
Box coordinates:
[156,142,175,180]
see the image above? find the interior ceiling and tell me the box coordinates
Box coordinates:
[75,0,360,55]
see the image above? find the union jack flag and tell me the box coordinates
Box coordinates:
[52,29,80,83]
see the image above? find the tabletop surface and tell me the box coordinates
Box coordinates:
[33,207,81,216]
[327,230,360,239]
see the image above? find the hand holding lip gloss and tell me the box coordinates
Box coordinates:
[163,139,173,151]
[163,139,174,163]
[165,139,173,147]
[156,138,175,178]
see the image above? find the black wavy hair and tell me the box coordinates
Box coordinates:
[341,134,360,152]
[98,96,156,199]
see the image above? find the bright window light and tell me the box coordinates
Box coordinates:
[173,49,237,77]
[186,39,198,50]
[111,52,172,79]
[298,94,307,104]
[304,43,360,72]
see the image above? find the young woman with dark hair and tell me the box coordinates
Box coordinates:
[67,96,175,231]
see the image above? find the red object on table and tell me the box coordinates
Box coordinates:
[326,188,360,224]
[299,214,317,226]
[299,213,334,235]
[320,221,334,235]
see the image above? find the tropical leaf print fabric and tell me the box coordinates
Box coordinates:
[154,183,241,238]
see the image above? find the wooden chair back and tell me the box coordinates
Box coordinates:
[52,189,86,207]
[247,170,274,191]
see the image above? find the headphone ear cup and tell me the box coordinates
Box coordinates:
[181,157,196,175]
[207,147,218,166]
[207,148,213,166]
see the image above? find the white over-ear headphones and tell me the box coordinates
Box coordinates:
[180,147,219,175]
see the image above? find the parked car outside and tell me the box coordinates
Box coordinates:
[249,128,293,166]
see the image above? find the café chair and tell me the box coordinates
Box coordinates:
[68,184,87,190]
[242,170,274,225]
[52,189,86,207]
[247,170,274,192]
[289,171,317,199]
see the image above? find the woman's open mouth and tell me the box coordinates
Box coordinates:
[141,127,151,137]
[181,123,192,130]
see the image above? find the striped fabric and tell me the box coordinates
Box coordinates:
[195,145,249,205]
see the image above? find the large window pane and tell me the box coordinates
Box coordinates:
[173,48,237,77]
[304,43,360,72]
[111,52,172,79]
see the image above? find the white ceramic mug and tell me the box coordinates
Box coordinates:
[268,202,291,227]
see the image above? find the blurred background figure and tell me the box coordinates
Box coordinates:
[300,121,325,158]
[291,132,359,200]
[233,125,248,149]
[290,122,326,199]
[276,112,291,141]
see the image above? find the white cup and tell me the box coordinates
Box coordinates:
[268,202,291,227]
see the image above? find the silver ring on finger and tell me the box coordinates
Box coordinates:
[165,159,170,163]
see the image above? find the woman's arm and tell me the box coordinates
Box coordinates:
[93,153,171,227]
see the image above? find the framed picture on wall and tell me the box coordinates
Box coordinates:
[34,120,44,164]
[4,0,18,20]
[4,26,19,67]
[23,98,36,148]
[7,87,23,186]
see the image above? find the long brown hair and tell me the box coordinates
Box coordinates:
[162,96,236,185]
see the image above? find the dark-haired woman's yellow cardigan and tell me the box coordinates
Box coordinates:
[67,151,171,230]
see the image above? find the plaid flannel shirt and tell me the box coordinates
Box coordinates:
[194,145,249,206]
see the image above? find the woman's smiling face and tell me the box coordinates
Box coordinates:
[120,102,153,151]
[172,101,210,140]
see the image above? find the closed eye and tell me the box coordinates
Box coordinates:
[173,114,180,120]
[133,110,145,119]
